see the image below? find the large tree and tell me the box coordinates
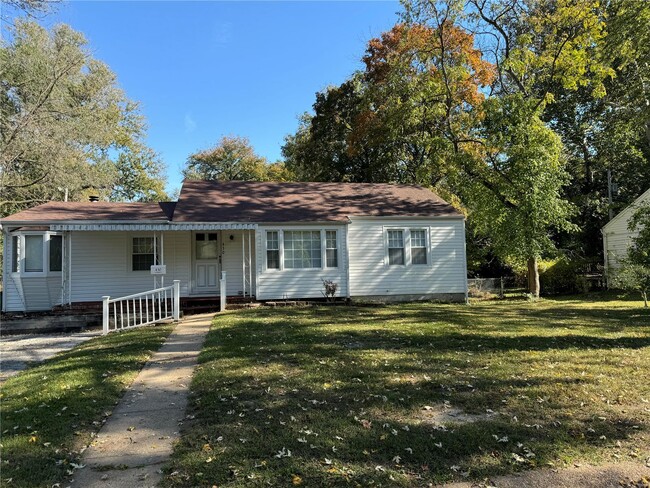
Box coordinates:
[0,20,168,215]
[393,0,613,296]
[184,136,293,182]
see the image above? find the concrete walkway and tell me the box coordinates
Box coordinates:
[70,314,214,488]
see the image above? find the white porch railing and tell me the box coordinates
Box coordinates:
[102,280,180,335]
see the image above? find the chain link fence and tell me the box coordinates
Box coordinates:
[467,277,528,299]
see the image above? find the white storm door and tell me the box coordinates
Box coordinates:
[194,232,220,293]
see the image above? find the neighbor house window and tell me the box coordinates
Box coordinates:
[387,230,405,265]
[266,231,280,269]
[24,235,44,272]
[410,229,427,265]
[49,235,63,272]
[325,230,338,268]
[132,237,157,271]
[284,230,321,269]
[11,236,19,272]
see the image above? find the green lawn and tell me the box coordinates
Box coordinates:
[163,294,650,487]
[0,325,173,488]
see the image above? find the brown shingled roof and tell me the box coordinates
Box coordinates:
[172,180,461,222]
[1,201,173,222]
[0,182,461,224]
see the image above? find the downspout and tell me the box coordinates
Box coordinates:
[345,220,351,300]
[67,231,72,306]
[461,218,469,304]
[1,224,6,313]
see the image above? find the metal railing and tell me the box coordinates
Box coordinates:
[102,280,180,334]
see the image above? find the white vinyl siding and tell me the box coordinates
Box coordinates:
[349,218,466,297]
[70,231,192,303]
[256,225,348,300]
[603,189,649,276]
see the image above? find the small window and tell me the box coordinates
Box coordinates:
[387,230,405,265]
[24,235,44,272]
[284,230,321,269]
[132,237,157,271]
[11,235,19,272]
[325,230,338,268]
[266,231,279,269]
[410,229,427,265]
[49,235,63,272]
[196,233,218,259]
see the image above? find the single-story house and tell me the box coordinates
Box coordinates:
[0,180,468,312]
[602,187,650,284]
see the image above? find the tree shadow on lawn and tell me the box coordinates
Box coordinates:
[163,307,650,487]
[0,326,172,487]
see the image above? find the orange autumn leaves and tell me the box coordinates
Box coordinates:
[363,22,496,110]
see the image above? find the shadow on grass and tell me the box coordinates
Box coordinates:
[162,300,650,487]
[0,325,172,488]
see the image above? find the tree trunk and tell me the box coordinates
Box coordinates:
[527,256,540,299]
[643,291,648,308]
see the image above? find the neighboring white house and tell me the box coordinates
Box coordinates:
[602,187,650,284]
[0,180,468,312]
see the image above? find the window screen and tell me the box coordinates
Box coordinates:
[266,231,280,269]
[24,235,44,272]
[132,237,156,271]
[410,229,427,265]
[325,230,338,268]
[49,235,63,272]
[387,230,405,265]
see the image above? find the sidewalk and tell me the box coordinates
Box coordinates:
[70,314,214,488]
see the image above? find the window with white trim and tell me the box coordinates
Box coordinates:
[325,230,338,268]
[132,237,158,271]
[410,229,427,265]
[284,230,321,269]
[387,230,405,265]
[49,235,63,272]
[11,235,19,273]
[266,231,280,269]
[24,235,44,272]
[9,233,62,274]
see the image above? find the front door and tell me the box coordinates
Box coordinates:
[194,232,220,293]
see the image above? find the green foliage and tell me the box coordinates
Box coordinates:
[0,21,168,215]
[185,136,293,182]
[463,96,576,266]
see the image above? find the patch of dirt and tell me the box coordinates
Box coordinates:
[415,404,496,427]
[443,461,650,488]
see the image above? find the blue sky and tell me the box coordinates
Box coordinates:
[37,1,402,193]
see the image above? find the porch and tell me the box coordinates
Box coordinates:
[2,223,258,313]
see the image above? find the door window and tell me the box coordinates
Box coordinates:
[196,233,219,260]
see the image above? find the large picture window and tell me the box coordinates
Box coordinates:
[10,232,63,275]
[387,230,405,265]
[283,231,321,269]
[132,237,158,271]
[410,229,427,265]
[266,231,280,269]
